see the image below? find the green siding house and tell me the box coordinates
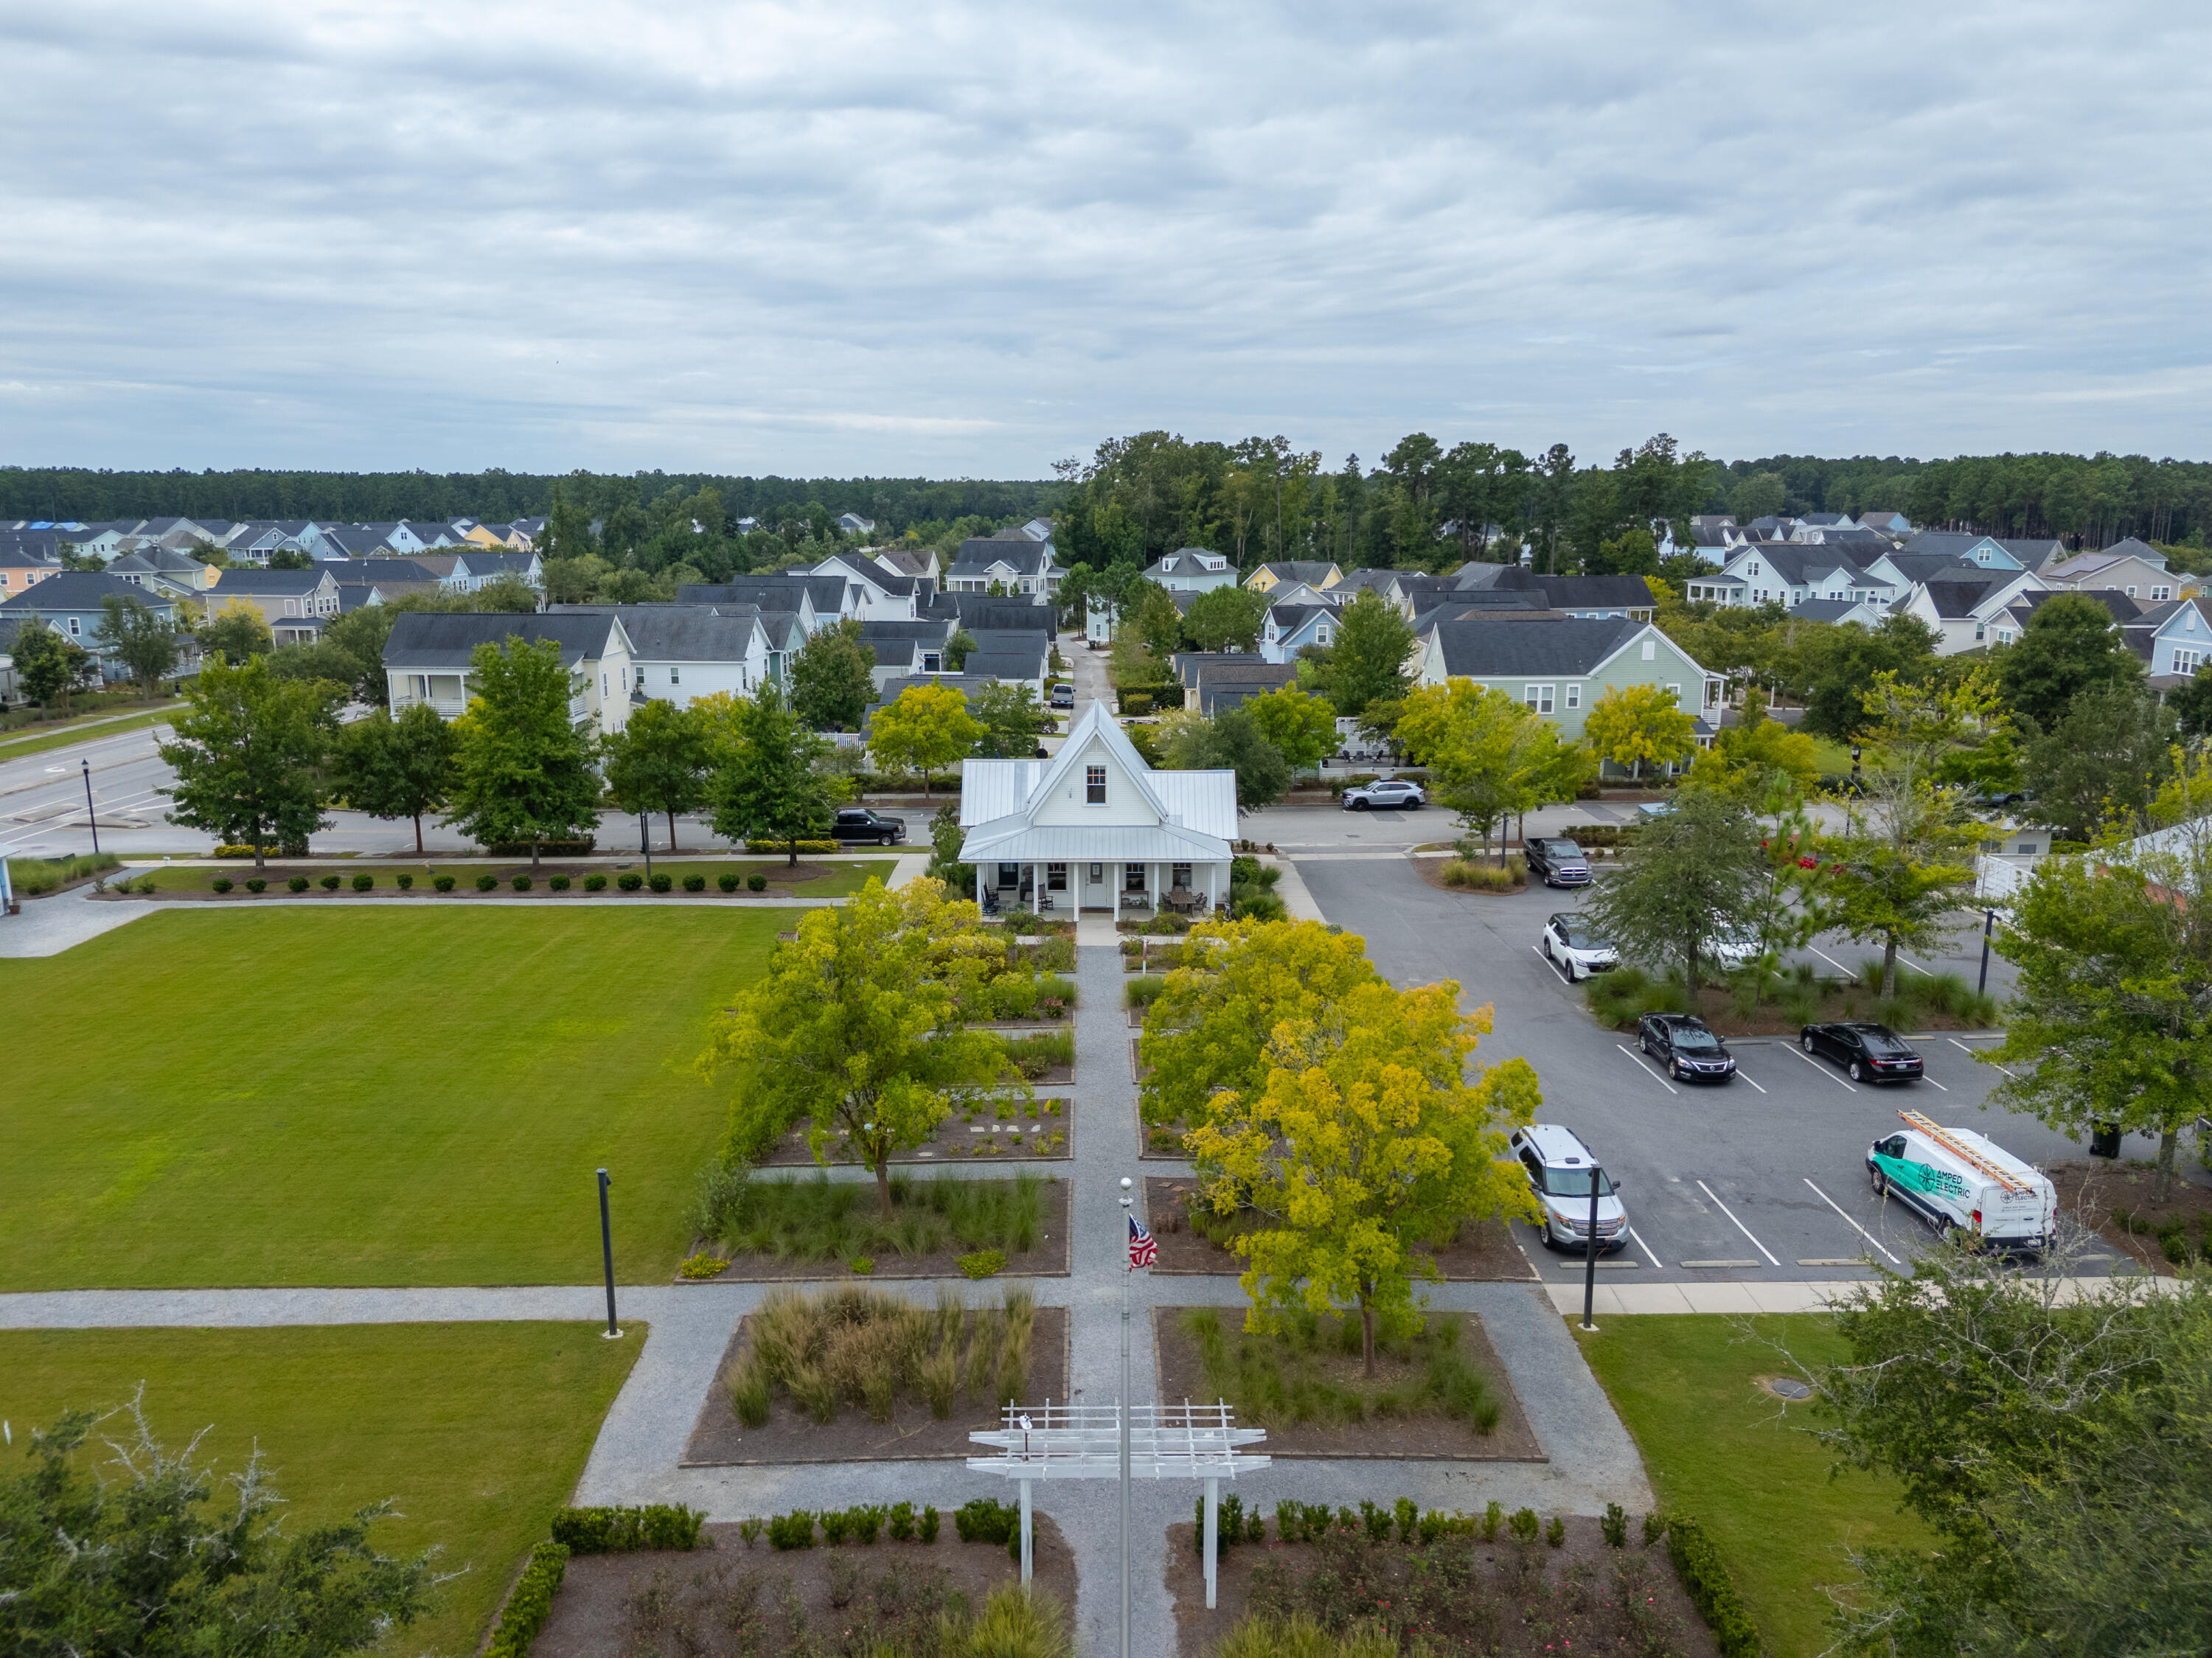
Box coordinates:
[1414,615,1722,750]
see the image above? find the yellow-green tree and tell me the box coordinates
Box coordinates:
[1397,678,1592,862]
[1241,683,1339,773]
[700,877,1019,1216]
[1186,980,1542,1374]
[1582,682,1697,781]
[1687,692,1820,792]
[868,681,980,797]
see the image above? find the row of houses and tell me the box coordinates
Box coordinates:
[1,515,550,568]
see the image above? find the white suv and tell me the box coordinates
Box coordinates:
[1509,1124,1629,1253]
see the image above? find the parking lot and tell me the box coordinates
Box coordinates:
[1293,849,2132,1286]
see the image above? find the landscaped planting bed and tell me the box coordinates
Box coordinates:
[1152,1306,1542,1461]
[759,1098,1073,1166]
[1142,1179,1533,1281]
[1166,1511,1721,1658]
[2047,1157,2212,1274]
[681,1286,1070,1464]
[531,1516,1074,1658]
[1586,961,2000,1039]
[684,1172,1071,1281]
[107,858,871,899]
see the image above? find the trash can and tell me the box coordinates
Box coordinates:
[2090,1122,2122,1159]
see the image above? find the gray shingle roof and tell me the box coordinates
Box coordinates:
[546,604,761,661]
[1920,579,2007,619]
[380,610,622,669]
[1430,616,1648,677]
[0,571,176,613]
[209,570,332,596]
[950,538,1054,577]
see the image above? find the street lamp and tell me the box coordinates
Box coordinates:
[639,810,652,879]
[597,1168,622,1340]
[1977,908,1996,997]
[1580,1163,1605,1333]
[82,759,99,857]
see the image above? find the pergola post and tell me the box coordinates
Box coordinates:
[1019,1476,1034,1584]
[1203,1475,1219,1609]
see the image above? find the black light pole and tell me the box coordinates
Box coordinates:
[1580,1165,1604,1332]
[639,811,652,879]
[81,759,99,856]
[597,1168,622,1339]
[1977,908,1996,997]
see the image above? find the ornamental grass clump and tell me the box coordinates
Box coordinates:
[728,1284,1037,1429]
[1181,1307,1499,1432]
[703,1171,1047,1264]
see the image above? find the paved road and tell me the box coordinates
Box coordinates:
[1293,855,2146,1291]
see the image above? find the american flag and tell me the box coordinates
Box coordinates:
[1127,1213,1158,1269]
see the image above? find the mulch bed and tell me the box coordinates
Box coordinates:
[1143,1179,1534,1281]
[758,1101,1074,1167]
[682,1306,1071,1465]
[682,1182,1073,1282]
[532,1517,1076,1658]
[1152,1307,1544,1462]
[2048,1157,2212,1275]
[1165,1518,1718,1658]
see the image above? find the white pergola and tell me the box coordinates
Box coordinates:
[967,1401,1270,1607]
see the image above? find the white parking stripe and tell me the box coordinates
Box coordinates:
[1787,1042,1859,1091]
[1950,1037,2015,1079]
[1804,1177,1904,1264]
[1695,1178,1781,1266]
[1735,1070,1767,1095]
[1919,1074,1949,1091]
[1615,1043,1678,1096]
[1628,1226,1664,1269]
[1808,945,1855,978]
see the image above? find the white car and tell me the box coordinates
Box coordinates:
[1702,927,1763,972]
[1341,779,1426,811]
[1509,1124,1630,1253]
[1541,913,1618,981]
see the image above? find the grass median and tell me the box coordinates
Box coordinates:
[0,907,783,1288]
[0,706,176,759]
[1575,1313,1929,1658]
[0,1322,640,1658]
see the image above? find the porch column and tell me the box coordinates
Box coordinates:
[1206,862,1218,913]
[1113,869,1120,923]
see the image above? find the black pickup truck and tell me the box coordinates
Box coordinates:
[831,807,908,846]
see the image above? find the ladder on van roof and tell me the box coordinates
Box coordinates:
[1899,1110,2033,1194]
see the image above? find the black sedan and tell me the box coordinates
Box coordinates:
[1800,1021,1923,1084]
[1637,1013,1736,1081]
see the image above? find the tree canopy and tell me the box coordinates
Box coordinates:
[868,682,979,795]
[787,618,877,732]
[1162,707,1292,812]
[439,638,602,865]
[159,655,336,868]
[1581,682,1697,781]
[703,688,846,863]
[329,701,458,855]
[600,697,711,847]
[1996,592,2143,732]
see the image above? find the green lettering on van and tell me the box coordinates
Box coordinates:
[1876,1152,1966,1200]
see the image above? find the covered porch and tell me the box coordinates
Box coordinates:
[975,853,1232,919]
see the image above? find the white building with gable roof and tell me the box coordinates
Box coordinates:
[957,699,1237,918]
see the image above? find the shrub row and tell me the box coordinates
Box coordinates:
[1225,1497,1630,1552]
[745,838,841,854]
[549,1504,706,1554]
[1662,1513,1761,1658]
[749,1502,944,1550]
[483,1540,568,1658]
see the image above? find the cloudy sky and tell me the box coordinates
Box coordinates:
[3,1,2207,478]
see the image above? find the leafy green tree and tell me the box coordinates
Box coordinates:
[924,801,975,896]
[706,687,846,863]
[1310,590,1414,717]
[440,638,602,868]
[159,656,335,868]
[197,600,273,666]
[868,682,978,796]
[1239,683,1338,773]
[600,697,709,848]
[0,1400,438,1658]
[701,878,1016,1215]
[1583,787,1769,992]
[1795,612,1939,739]
[1108,582,1185,691]
[472,574,540,613]
[788,618,877,731]
[2022,682,2174,840]
[1582,682,1697,781]
[540,551,611,605]
[1687,692,1821,791]
[1187,977,1542,1374]
[330,701,458,854]
[9,619,91,708]
[1164,707,1291,812]
[1997,592,2142,731]
[1728,471,1786,521]
[970,680,1045,759]
[1397,679,1590,863]
[943,628,978,671]
[1180,585,1267,652]
[267,546,315,571]
[96,594,182,698]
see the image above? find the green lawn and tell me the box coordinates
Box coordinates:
[1576,1315,1929,1658]
[0,908,784,1288]
[0,706,177,759]
[123,857,880,897]
[0,1323,640,1658]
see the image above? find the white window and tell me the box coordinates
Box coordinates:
[1523,683,1554,714]
[1317,624,1333,644]
[2126,585,2138,597]
[2152,585,2171,602]
[1640,638,1656,661]
[1087,764,1106,804]
[1975,622,1986,641]
[1565,683,1581,710]
[601,672,608,695]
[66,616,79,635]
[2177,649,2204,674]
[669,666,680,684]
[1665,683,1681,705]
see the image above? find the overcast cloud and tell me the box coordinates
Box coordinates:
[2,1,2208,477]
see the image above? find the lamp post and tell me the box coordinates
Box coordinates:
[639,810,653,879]
[1119,1174,1133,1658]
[597,1168,621,1339]
[1977,908,1996,997]
[1580,1163,1604,1332]
[82,759,99,856]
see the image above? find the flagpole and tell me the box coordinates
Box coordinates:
[1119,1174,1133,1658]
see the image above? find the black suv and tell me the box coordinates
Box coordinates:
[831,807,907,846]
[1637,1013,1736,1081]
[1525,837,1592,888]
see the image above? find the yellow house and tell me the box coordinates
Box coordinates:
[460,523,506,547]
[1245,560,1342,593]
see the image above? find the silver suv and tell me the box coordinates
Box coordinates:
[1509,1123,1629,1253]
[1340,779,1425,811]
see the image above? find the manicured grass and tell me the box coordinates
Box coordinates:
[0,1322,640,1658]
[125,857,878,896]
[0,706,177,758]
[0,908,785,1288]
[1575,1314,1929,1658]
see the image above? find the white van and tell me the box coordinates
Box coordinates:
[1866,1110,2056,1254]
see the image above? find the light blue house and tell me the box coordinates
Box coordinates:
[0,571,192,682]
[2140,596,2212,683]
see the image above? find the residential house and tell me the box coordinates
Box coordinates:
[0,545,63,598]
[956,698,1236,918]
[1171,653,1300,714]
[872,546,942,587]
[1245,560,1343,593]
[1990,589,2143,655]
[203,568,343,626]
[1259,601,1340,663]
[107,548,218,596]
[2120,596,2212,688]
[960,630,1052,696]
[856,617,959,692]
[1684,543,1903,610]
[1899,531,2065,573]
[1413,616,1723,750]
[1854,509,1914,537]
[1789,596,1888,629]
[448,550,543,594]
[0,572,195,683]
[677,582,824,635]
[2041,538,2181,602]
[1894,569,2048,654]
[1457,568,1658,620]
[946,535,1064,598]
[550,604,771,706]
[809,551,920,619]
[383,610,633,736]
[926,592,1056,635]
[835,512,877,536]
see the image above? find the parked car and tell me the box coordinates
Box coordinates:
[1049,683,1075,708]
[1637,1012,1736,1081]
[1509,1123,1630,1253]
[1634,798,1678,820]
[1340,779,1425,811]
[1541,913,1617,981]
[1802,1021,1923,1083]
[830,807,908,846]
[1868,1114,2055,1253]
[1702,927,1762,972]
[1526,837,1592,887]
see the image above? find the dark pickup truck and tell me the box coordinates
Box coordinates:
[1524,837,1593,888]
[831,807,908,846]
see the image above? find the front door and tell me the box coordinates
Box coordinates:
[1082,860,1107,909]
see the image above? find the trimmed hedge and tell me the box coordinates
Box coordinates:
[745,838,841,854]
[1664,1514,1761,1658]
[487,838,596,856]
[551,1503,706,1554]
[484,1539,568,1658]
